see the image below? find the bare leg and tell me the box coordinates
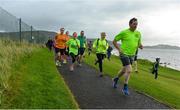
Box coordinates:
[124,65,132,84]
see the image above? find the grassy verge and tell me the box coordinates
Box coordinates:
[0,39,38,98]
[84,52,180,108]
[0,47,78,108]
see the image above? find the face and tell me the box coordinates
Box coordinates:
[129,21,138,31]
[81,31,84,36]
[66,31,69,35]
[101,32,106,39]
[60,28,65,34]
[73,32,78,38]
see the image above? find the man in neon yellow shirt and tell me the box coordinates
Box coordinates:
[93,32,109,77]
[112,18,143,95]
[66,32,80,71]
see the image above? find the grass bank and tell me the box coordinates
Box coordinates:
[84,53,180,108]
[0,40,78,108]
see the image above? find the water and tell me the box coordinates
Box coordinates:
[112,48,180,71]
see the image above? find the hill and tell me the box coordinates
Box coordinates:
[144,44,180,50]
[0,31,56,43]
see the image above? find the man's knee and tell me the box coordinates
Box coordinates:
[126,65,132,73]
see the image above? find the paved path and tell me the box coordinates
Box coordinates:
[57,63,170,109]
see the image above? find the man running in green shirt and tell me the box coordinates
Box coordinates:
[112,18,143,95]
[93,32,109,77]
[66,32,80,71]
[77,31,87,66]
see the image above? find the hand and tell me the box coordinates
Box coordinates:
[139,44,143,49]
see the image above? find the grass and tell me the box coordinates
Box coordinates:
[0,39,38,94]
[84,52,180,109]
[0,40,78,108]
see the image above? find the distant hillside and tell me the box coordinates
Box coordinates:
[0,31,56,43]
[144,44,180,50]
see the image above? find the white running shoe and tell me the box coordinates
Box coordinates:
[56,60,59,66]
[63,60,67,64]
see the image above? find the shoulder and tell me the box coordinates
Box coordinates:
[121,29,129,33]
[76,39,80,42]
[135,30,141,35]
[134,30,141,37]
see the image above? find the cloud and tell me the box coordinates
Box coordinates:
[0,0,180,46]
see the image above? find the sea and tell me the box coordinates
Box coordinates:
[112,48,180,71]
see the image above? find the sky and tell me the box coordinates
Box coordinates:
[0,0,180,46]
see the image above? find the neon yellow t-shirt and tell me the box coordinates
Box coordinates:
[114,29,141,56]
[93,38,109,54]
[66,38,80,55]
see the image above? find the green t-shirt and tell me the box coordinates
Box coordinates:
[66,38,80,55]
[114,29,142,56]
[93,38,109,54]
[77,35,86,48]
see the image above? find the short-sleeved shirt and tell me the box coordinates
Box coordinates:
[54,34,69,49]
[65,35,70,48]
[114,29,141,56]
[77,35,86,48]
[93,38,109,54]
[66,38,80,55]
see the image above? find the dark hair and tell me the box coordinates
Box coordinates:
[156,58,160,62]
[129,18,137,24]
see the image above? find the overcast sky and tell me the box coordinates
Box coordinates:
[0,0,180,46]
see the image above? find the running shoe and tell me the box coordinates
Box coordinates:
[122,85,129,95]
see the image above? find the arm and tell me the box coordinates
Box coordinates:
[138,33,143,49]
[93,39,97,49]
[113,30,124,54]
[75,39,80,48]
[113,40,122,54]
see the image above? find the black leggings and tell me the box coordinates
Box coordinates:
[152,70,158,79]
[70,53,78,63]
[96,54,106,72]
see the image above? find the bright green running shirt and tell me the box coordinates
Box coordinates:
[114,29,142,56]
[66,38,80,55]
[77,35,86,48]
[93,38,109,54]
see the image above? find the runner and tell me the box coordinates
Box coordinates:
[152,58,160,79]
[54,27,68,66]
[112,18,143,95]
[77,31,87,66]
[46,37,53,51]
[65,31,70,58]
[66,32,80,71]
[93,32,109,77]
[87,40,93,56]
[107,45,113,61]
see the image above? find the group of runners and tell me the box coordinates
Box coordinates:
[53,28,87,71]
[47,17,143,95]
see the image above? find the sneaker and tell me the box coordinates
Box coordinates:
[135,70,138,73]
[78,63,82,67]
[63,60,67,64]
[122,85,129,95]
[58,62,62,66]
[70,65,74,72]
[99,74,103,77]
[113,77,119,88]
[56,60,59,66]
